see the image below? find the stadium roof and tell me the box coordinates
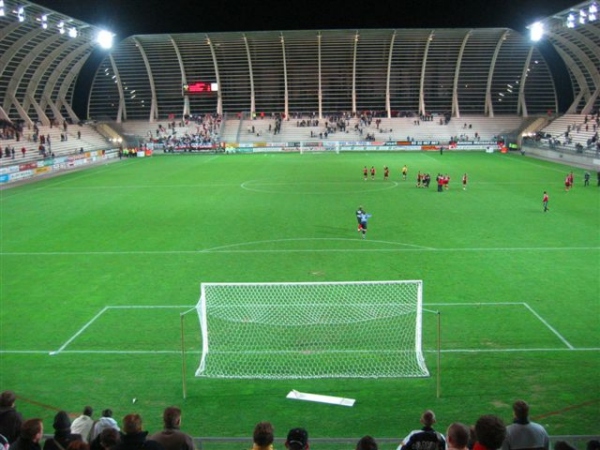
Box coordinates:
[0,0,597,126]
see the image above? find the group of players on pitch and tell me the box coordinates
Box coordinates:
[362,165,469,191]
[357,166,470,238]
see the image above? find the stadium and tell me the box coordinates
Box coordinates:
[0,0,599,448]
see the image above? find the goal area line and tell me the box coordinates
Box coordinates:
[9,301,583,356]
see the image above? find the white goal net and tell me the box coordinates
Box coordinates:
[195,280,429,379]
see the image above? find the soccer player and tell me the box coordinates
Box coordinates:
[359,211,372,239]
[564,174,572,191]
[370,166,376,180]
[384,166,389,180]
[402,165,408,180]
[356,206,364,232]
[363,166,368,181]
[462,173,468,190]
[416,171,423,188]
[542,191,549,212]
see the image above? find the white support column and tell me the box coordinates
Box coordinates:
[318,33,322,119]
[419,31,434,117]
[452,31,471,119]
[386,32,396,119]
[206,35,223,116]
[281,33,289,119]
[243,34,256,117]
[109,55,126,123]
[485,29,510,118]
[170,35,189,117]
[517,46,534,117]
[133,37,158,122]
[26,94,49,125]
[352,31,358,116]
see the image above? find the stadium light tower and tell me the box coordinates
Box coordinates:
[589,3,598,20]
[529,21,544,41]
[96,30,115,49]
[0,1,5,17]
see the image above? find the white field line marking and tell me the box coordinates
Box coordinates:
[240,180,399,194]
[2,246,599,257]
[3,347,599,355]
[50,306,109,355]
[428,301,575,349]
[33,302,591,355]
[523,302,574,349]
[49,305,192,354]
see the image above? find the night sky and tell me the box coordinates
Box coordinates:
[32,0,579,39]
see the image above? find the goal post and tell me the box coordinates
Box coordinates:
[195,280,429,379]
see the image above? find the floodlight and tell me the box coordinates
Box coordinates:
[41,14,47,29]
[17,6,24,22]
[0,1,5,17]
[68,26,77,38]
[530,21,544,41]
[566,13,575,27]
[57,20,65,34]
[579,9,587,24]
[96,30,114,49]
[589,3,597,21]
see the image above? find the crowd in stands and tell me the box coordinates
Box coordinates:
[1,391,597,450]
[148,114,222,150]
[538,112,600,152]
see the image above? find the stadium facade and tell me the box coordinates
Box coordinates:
[0,0,598,126]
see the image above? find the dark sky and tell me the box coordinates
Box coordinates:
[33,0,579,39]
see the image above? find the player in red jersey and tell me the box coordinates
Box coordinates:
[384,166,389,180]
[363,166,368,181]
[462,173,468,190]
[542,191,549,212]
[565,174,572,191]
[416,171,423,188]
[370,166,376,180]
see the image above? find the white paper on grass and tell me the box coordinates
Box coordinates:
[286,389,355,407]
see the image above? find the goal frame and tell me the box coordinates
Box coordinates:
[194,280,429,380]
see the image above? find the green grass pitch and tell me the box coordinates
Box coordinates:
[0,151,598,442]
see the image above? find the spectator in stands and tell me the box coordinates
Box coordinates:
[397,410,445,450]
[67,442,90,450]
[285,428,309,450]
[43,411,82,450]
[0,434,8,450]
[501,400,549,450]
[71,406,94,443]
[90,409,119,443]
[99,428,120,450]
[250,421,274,450]
[10,418,44,450]
[474,415,506,450]
[587,441,600,450]
[554,442,576,450]
[0,390,24,443]
[113,414,164,450]
[356,436,378,450]
[91,428,120,450]
[446,423,470,450]
[148,407,195,450]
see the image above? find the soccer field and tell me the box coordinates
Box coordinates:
[0,151,598,440]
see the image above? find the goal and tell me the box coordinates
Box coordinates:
[195,280,429,379]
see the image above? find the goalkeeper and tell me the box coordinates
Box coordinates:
[355,206,364,232]
[359,211,372,239]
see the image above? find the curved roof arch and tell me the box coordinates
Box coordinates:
[88,28,560,121]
